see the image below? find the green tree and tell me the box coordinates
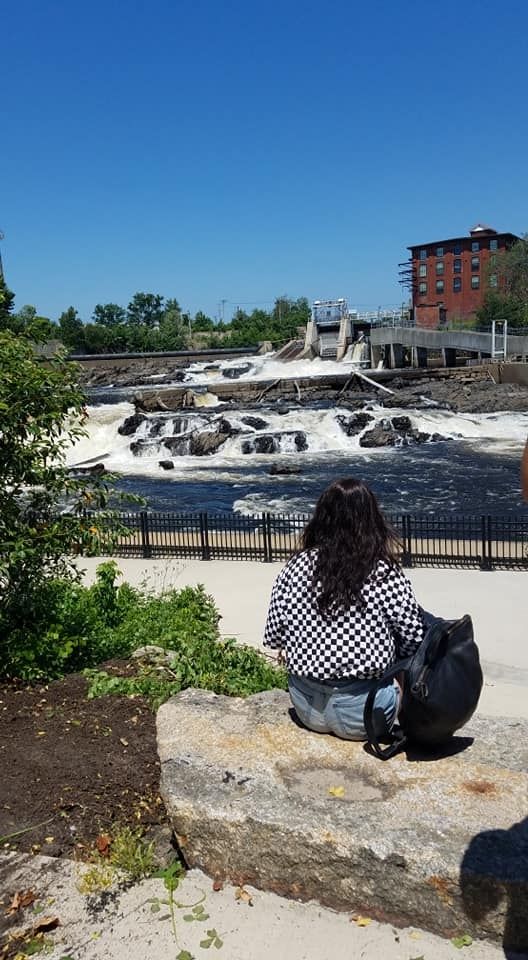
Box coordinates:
[126,292,165,328]
[92,303,126,327]
[158,313,188,350]
[0,274,16,330]
[193,310,214,332]
[477,236,528,328]
[164,297,181,316]
[496,235,528,303]
[82,323,111,353]
[58,306,84,350]
[0,331,121,676]
[10,305,58,341]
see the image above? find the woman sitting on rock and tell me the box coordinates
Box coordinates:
[263,477,425,741]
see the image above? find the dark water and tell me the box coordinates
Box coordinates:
[113,442,525,517]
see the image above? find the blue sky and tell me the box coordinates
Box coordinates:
[2,0,528,322]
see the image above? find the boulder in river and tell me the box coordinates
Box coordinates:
[118,413,147,436]
[240,415,269,430]
[159,459,175,470]
[359,425,397,448]
[337,412,374,436]
[222,364,252,379]
[189,430,229,456]
[390,415,413,433]
[241,431,308,455]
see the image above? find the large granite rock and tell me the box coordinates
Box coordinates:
[157,689,528,950]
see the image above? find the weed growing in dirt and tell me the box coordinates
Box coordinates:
[76,823,157,893]
[107,825,156,882]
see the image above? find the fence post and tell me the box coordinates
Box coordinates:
[401,514,413,567]
[199,512,211,560]
[139,511,152,559]
[262,512,273,562]
[480,515,492,570]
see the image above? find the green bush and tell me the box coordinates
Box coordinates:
[0,562,287,704]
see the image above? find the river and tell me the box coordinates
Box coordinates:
[67,354,528,517]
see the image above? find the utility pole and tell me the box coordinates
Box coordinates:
[0,230,4,280]
[221,299,227,325]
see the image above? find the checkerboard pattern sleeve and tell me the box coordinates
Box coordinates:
[263,551,425,680]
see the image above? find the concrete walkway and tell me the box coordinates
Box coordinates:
[1,852,515,960]
[78,557,528,720]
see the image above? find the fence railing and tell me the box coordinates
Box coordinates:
[85,511,528,570]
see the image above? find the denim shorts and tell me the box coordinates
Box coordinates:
[288,673,400,742]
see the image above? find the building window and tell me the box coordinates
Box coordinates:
[419,249,427,260]
[489,238,498,251]
[471,256,480,271]
[436,246,444,257]
[471,276,480,290]
[436,279,444,294]
[453,258,462,273]
[419,264,427,277]
[436,260,444,275]
[453,243,462,255]
[453,277,462,293]
[489,274,498,288]
[471,240,480,252]
[419,282,427,295]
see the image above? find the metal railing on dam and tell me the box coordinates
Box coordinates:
[369,325,528,357]
[83,511,528,570]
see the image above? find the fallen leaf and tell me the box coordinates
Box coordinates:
[234,886,253,906]
[452,934,473,948]
[328,785,345,798]
[33,915,60,933]
[119,737,129,747]
[96,834,112,855]
[5,889,36,915]
[212,879,223,892]
[44,837,55,844]
[409,931,422,940]
[36,731,46,737]
[350,914,372,926]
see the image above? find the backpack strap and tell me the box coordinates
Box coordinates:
[363,657,412,761]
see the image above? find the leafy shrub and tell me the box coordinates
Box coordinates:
[0,562,287,704]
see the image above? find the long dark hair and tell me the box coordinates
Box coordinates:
[300,477,400,612]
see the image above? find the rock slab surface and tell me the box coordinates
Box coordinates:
[157,689,528,950]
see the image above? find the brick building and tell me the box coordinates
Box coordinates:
[401,225,519,329]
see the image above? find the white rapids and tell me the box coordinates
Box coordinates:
[65,399,528,481]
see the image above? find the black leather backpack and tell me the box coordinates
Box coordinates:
[363,614,483,760]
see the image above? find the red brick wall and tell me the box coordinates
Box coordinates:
[410,234,512,324]
[415,305,441,329]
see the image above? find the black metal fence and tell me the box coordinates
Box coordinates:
[87,511,528,570]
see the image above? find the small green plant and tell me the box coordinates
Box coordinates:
[200,929,223,950]
[77,824,156,893]
[108,825,156,882]
[76,860,116,894]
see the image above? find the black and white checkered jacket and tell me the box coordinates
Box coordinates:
[263,550,425,680]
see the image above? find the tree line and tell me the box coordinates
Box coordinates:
[476,235,528,327]
[0,284,311,353]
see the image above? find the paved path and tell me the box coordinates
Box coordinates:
[78,558,528,719]
[0,852,518,960]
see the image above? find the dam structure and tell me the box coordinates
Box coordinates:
[300,301,528,370]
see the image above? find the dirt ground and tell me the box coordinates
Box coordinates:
[0,664,168,860]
